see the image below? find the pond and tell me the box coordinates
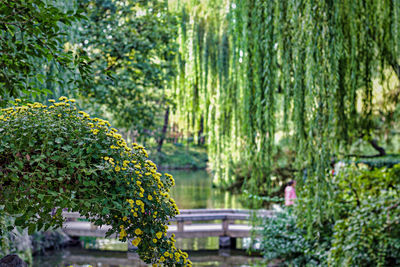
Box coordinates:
[168,170,244,209]
[33,170,261,266]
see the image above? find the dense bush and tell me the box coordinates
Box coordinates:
[258,163,400,267]
[258,209,318,266]
[0,98,191,266]
[328,164,400,266]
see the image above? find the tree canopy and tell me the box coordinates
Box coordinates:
[171,0,400,234]
[77,0,178,140]
[0,0,91,106]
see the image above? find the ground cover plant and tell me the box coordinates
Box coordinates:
[0,98,191,266]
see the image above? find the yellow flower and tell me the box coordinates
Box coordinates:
[122,216,127,221]
[115,166,121,172]
[136,181,141,186]
[156,232,162,239]
[160,256,165,262]
[164,251,170,257]
[135,228,142,235]
[148,195,153,201]
[132,237,141,246]
[153,238,157,243]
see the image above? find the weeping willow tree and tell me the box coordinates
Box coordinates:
[171,0,400,232]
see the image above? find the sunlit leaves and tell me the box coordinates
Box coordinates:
[0,0,92,106]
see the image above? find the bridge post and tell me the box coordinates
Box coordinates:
[222,218,229,235]
[219,217,236,249]
[177,220,184,232]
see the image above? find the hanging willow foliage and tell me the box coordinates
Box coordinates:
[171,0,400,234]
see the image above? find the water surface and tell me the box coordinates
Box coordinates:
[168,170,243,209]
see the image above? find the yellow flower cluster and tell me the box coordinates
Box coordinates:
[119,225,127,240]
[1,97,190,265]
[154,235,191,266]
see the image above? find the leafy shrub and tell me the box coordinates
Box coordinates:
[0,98,191,266]
[328,164,400,266]
[258,209,317,266]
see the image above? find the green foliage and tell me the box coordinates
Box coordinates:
[172,0,400,238]
[352,155,400,169]
[0,98,191,266]
[259,165,400,267]
[0,0,91,105]
[328,164,400,266]
[77,0,178,139]
[258,210,318,266]
[151,143,208,170]
[241,190,284,207]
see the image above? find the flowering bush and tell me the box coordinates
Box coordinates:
[0,98,191,266]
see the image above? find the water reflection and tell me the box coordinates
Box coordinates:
[168,170,243,209]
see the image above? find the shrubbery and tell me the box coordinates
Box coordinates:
[0,98,191,266]
[258,163,400,266]
[258,209,317,266]
[328,164,400,266]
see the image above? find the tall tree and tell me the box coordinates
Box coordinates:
[172,0,400,235]
[77,0,178,143]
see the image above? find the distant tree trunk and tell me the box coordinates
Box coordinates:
[369,138,386,156]
[157,106,170,152]
[346,136,387,158]
[197,115,204,145]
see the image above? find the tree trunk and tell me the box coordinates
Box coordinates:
[197,115,204,145]
[157,106,169,153]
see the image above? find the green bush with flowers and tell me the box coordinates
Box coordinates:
[0,97,191,266]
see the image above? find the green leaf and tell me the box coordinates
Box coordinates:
[28,224,36,235]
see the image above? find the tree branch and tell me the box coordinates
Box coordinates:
[369,138,386,156]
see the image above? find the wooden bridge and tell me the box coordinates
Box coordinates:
[62,209,274,248]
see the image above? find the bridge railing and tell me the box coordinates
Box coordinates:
[62,209,274,237]
[168,209,274,234]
